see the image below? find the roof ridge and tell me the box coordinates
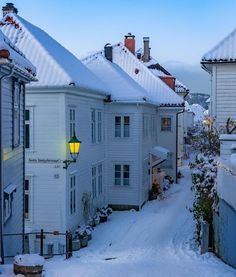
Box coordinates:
[10,14,72,83]
[202,27,236,62]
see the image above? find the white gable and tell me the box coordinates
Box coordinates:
[0,13,107,93]
[202,28,236,62]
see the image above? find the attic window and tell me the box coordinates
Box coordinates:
[135,68,140,74]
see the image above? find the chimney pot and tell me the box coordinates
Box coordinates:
[104,43,113,62]
[142,36,150,63]
[2,3,18,17]
[124,33,135,54]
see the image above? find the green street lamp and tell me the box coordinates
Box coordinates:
[63,133,81,169]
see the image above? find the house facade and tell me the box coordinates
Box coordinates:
[83,40,184,209]
[0,27,36,261]
[0,6,108,255]
[202,29,236,129]
[1,4,184,256]
[202,28,236,268]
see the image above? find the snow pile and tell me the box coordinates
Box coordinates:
[190,104,206,123]
[218,158,236,211]
[14,254,44,266]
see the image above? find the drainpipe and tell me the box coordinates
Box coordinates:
[0,64,15,264]
[176,109,184,184]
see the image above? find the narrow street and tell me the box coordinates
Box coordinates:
[42,161,236,277]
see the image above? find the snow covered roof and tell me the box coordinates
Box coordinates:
[111,43,184,106]
[82,54,158,104]
[0,28,35,78]
[0,13,107,93]
[190,104,206,123]
[136,49,189,94]
[202,28,236,63]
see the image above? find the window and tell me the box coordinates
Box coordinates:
[124,116,130,137]
[161,117,172,131]
[123,165,130,186]
[69,108,76,138]
[25,108,34,150]
[24,179,31,220]
[114,164,130,186]
[98,163,103,194]
[91,110,96,143]
[115,116,121,138]
[98,111,102,142]
[4,183,16,223]
[70,175,76,214]
[92,167,96,198]
[13,81,21,147]
[115,116,130,138]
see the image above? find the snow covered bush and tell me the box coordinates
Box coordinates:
[189,124,220,156]
[189,154,218,244]
[189,125,219,245]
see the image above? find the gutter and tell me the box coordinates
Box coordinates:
[0,64,15,264]
[175,109,185,184]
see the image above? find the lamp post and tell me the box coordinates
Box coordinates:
[63,133,81,169]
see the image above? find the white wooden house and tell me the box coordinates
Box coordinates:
[82,40,184,209]
[110,37,184,183]
[136,36,190,166]
[0,6,108,254]
[0,28,36,261]
[202,29,236,129]
[201,28,236,269]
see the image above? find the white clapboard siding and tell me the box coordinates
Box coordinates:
[213,64,236,127]
[2,76,24,256]
[106,104,142,208]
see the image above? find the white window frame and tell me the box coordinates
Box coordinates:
[114,115,130,138]
[161,117,172,132]
[97,111,102,142]
[91,109,96,143]
[25,106,34,151]
[114,163,130,186]
[92,166,97,198]
[4,184,16,223]
[70,175,76,215]
[69,108,76,138]
[24,177,33,221]
[13,80,21,148]
[98,163,103,194]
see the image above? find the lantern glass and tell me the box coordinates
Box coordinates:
[68,134,81,160]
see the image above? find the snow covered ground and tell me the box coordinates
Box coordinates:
[2,162,236,276]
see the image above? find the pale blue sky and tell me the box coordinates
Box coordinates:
[7,0,236,65]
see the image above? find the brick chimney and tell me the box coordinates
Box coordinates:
[159,76,176,91]
[124,33,135,54]
[2,3,18,16]
[142,37,150,62]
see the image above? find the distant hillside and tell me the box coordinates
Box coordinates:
[163,61,211,95]
[185,93,209,110]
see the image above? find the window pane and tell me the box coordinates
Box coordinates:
[123,165,130,186]
[161,118,171,131]
[115,178,121,185]
[24,194,29,219]
[124,116,130,137]
[115,116,121,137]
[25,180,29,191]
[25,124,30,149]
[25,109,30,121]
